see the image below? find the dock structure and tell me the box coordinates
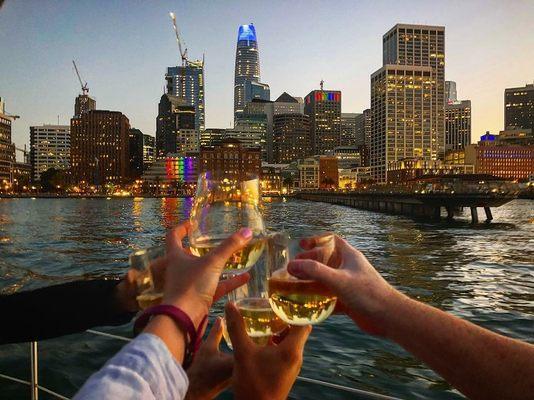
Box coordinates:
[296,175,520,224]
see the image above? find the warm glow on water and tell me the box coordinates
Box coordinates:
[0,198,532,399]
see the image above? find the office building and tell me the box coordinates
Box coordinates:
[143,134,155,170]
[445,81,457,104]
[372,24,446,183]
[200,138,261,177]
[244,81,270,105]
[355,109,371,166]
[227,114,268,159]
[29,124,70,182]
[371,65,434,182]
[274,92,304,115]
[165,61,205,131]
[297,155,339,189]
[156,94,198,157]
[70,110,131,185]
[234,24,261,119]
[142,154,199,187]
[333,146,362,169]
[272,114,311,163]
[304,89,342,155]
[504,83,533,130]
[340,113,359,147]
[129,128,144,179]
[200,128,225,147]
[74,94,96,117]
[387,158,474,182]
[497,127,533,145]
[0,98,15,183]
[445,100,471,152]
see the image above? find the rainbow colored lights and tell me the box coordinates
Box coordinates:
[165,156,197,183]
[306,91,341,103]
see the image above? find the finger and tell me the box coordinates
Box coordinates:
[299,233,334,250]
[149,257,167,291]
[165,221,191,254]
[213,273,250,302]
[295,249,324,261]
[205,317,224,351]
[278,325,312,353]
[287,259,340,289]
[207,228,253,263]
[225,302,252,353]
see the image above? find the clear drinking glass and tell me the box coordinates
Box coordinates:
[267,232,337,325]
[129,245,165,309]
[189,172,266,276]
[222,249,287,349]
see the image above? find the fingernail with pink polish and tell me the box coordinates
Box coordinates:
[239,227,253,239]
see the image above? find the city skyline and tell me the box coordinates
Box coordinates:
[1,0,533,154]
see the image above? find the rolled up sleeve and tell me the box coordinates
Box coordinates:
[74,333,188,400]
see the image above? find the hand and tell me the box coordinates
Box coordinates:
[161,221,253,329]
[185,318,233,400]
[288,235,402,336]
[225,302,311,400]
[114,269,141,313]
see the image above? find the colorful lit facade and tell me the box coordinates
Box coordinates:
[304,89,341,155]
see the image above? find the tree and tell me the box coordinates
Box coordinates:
[40,168,67,192]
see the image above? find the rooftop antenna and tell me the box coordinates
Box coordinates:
[320,79,324,91]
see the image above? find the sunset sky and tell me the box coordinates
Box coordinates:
[1,0,533,153]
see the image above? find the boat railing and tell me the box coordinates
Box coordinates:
[0,329,401,400]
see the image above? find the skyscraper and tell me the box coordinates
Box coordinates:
[143,134,155,170]
[304,89,341,155]
[244,81,270,105]
[505,83,533,130]
[74,94,96,117]
[383,24,446,158]
[30,125,70,182]
[165,61,205,131]
[156,94,198,157]
[371,24,445,182]
[445,81,457,104]
[234,24,261,119]
[129,128,144,179]
[340,113,359,146]
[445,100,471,152]
[273,114,311,163]
[0,97,15,183]
[70,110,131,185]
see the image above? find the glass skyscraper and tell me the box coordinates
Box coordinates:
[234,24,261,120]
[166,61,205,131]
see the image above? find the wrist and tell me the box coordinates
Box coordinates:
[163,296,209,330]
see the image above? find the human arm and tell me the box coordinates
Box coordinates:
[0,275,138,345]
[75,222,251,400]
[225,302,312,400]
[288,236,534,400]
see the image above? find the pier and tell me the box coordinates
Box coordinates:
[296,175,520,223]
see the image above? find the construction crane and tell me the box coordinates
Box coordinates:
[72,60,89,95]
[169,12,188,66]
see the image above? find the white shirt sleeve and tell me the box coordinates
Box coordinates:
[74,333,189,400]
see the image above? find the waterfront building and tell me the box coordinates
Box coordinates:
[272,114,311,163]
[445,81,457,103]
[338,168,357,190]
[260,163,289,194]
[74,94,96,117]
[234,24,261,119]
[165,62,205,131]
[463,132,534,181]
[504,83,533,130]
[129,129,144,179]
[387,158,474,182]
[141,153,199,187]
[143,134,155,170]
[353,166,373,183]
[340,113,359,147]
[298,157,319,190]
[156,94,197,157]
[304,89,342,155]
[372,24,445,182]
[297,155,339,190]
[200,128,225,147]
[319,156,339,189]
[370,65,434,182]
[445,100,472,152]
[12,161,31,191]
[199,138,261,178]
[227,115,268,160]
[70,110,131,185]
[0,98,16,183]
[29,124,70,182]
[332,146,362,169]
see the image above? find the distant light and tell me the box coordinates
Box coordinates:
[237,24,257,42]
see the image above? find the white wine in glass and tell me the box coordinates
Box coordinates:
[189,173,266,275]
[267,232,337,326]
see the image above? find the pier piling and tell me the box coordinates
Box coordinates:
[484,207,493,222]
[470,207,479,223]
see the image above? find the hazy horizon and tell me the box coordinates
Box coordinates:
[1,0,533,155]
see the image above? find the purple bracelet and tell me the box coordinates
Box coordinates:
[134,304,207,369]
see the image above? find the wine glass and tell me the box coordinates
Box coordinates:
[189,172,266,276]
[129,245,166,309]
[267,232,337,325]
[222,246,287,349]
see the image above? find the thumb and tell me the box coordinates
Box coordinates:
[205,317,224,351]
[207,228,253,263]
[225,302,252,354]
[287,259,340,290]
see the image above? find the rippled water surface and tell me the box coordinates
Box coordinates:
[0,198,533,399]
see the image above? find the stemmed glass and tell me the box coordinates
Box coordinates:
[267,232,337,325]
[189,172,266,276]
